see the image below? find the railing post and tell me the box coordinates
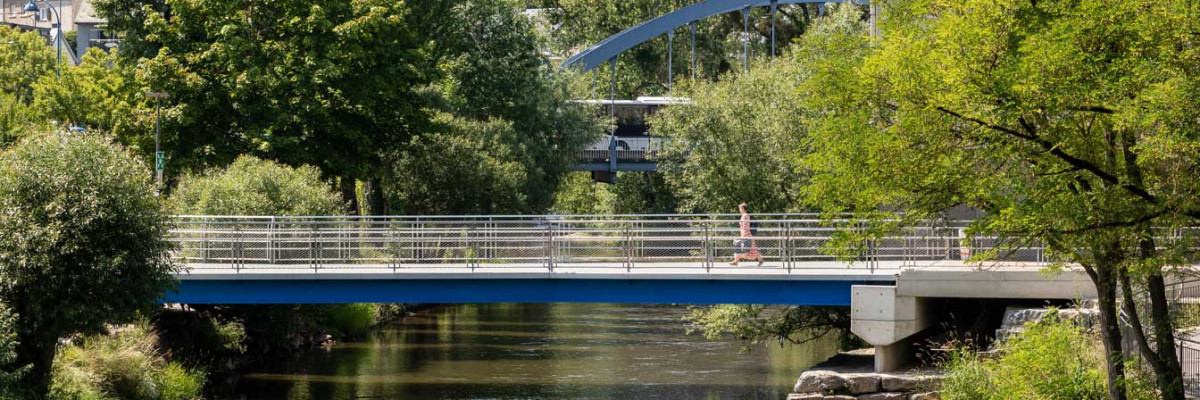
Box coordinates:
[704,221,711,273]
[785,219,792,273]
[232,225,240,272]
[313,225,321,272]
[546,221,555,272]
[628,219,638,272]
[201,222,209,263]
[390,221,398,273]
[268,217,276,264]
[469,225,478,271]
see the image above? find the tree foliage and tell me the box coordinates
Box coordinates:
[32,49,145,140]
[383,0,603,215]
[652,56,810,214]
[685,305,856,350]
[800,0,1200,398]
[94,0,433,190]
[171,155,345,216]
[0,133,175,397]
[0,26,55,103]
[0,304,26,400]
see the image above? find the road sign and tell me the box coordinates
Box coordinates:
[155,151,164,171]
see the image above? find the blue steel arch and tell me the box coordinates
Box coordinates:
[562,0,869,72]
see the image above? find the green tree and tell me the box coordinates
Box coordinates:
[0,26,55,103]
[651,30,828,213]
[0,26,57,146]
[551,172,677,215]
[552,172,618,214]
[171,155,345,216]
[31,49,145,138]
[385,113,532,215]
[94,0,433,207]
[800,0,1200,398]
[0,133,175,398]
[384,0,604,215]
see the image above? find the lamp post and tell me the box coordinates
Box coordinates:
[146,91,170,195]
[21,0,62,78]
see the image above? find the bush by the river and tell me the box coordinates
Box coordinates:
[48,323,204,400]
[171,155,346,216]
[939,315,1155,400]
[0,304,26,400]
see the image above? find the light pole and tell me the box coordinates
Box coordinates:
[146,91,170,195]
[21,0,62,78]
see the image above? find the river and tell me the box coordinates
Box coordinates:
[227,303,839,399]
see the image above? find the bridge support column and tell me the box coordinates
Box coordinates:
[850,285,932,372]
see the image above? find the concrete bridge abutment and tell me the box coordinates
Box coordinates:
[851,285,932,372]
[848,266,1099,372]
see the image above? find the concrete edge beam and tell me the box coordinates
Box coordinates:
[896,269,1096,299]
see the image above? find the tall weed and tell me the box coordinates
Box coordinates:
[940,315,1154,400]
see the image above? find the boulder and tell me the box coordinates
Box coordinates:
[821,396,856,400]
[795,371,848,393]
[881,375,940,392]
[858,394,907,400]
[845,374,881,394]
[910,392,940,400]
[786,394,824,400]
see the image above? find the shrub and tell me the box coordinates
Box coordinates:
[939,315,1155,400]
[322,304,377,339]
[48,323,204,400]
[171,155,345,216]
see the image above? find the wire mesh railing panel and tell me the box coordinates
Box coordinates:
[166,215,1064,272]
[1179,339,1200,398]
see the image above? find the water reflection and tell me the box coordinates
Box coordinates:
[229,304,839,399]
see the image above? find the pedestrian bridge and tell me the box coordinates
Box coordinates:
[164,214,1056,305]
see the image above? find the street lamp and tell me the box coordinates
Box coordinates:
[21,0,62,78]
[146,91,170,195]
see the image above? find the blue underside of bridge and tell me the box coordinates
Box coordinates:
[164,279,872,305]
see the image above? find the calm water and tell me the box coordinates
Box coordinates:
[228,303,839,400]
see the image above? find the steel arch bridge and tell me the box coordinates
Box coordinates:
[561,0,872,72]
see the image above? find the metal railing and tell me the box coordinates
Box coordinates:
[575,137,671,162]
[1179,338,1200,398]
[167,214,1055,272]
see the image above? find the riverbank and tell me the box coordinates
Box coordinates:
[787,350,942,400]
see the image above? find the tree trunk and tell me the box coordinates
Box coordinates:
[340,178,360,216]
[1146,269,1186,400]
[15,335,57,399]
[364,177,388,215]
[1091,263,1128,400]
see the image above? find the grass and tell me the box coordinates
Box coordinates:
[48,323,205,400]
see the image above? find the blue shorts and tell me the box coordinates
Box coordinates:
[734,239,751,254]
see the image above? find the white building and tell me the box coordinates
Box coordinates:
[2,0,114,64]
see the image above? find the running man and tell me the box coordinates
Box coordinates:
[729,203,764,267]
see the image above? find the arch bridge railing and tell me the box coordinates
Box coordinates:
[165,214,1066,273]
